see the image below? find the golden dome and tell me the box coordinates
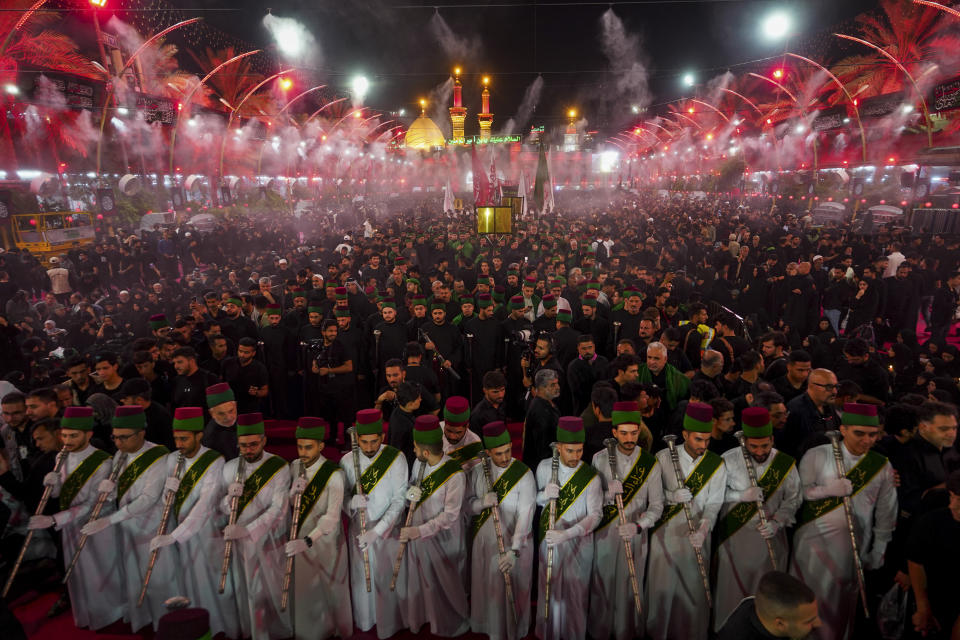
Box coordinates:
[405,116,446,150]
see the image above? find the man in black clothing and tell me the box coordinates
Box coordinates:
[584,384,617,461]
[0,418,60,514]
[898,401,958,520]
[171,346,221,414]
[567,334,610,415]
[832,338,890,406]
[521,368,561,465]
[716,571,821,639]
[203,382,238,460]
[259,304,296,417]
[374,359,439,424]
[310,319,355,444]
[220,338,269,415]
[462,293,501,405]
[501,295,533,419]
[132,350,172,408]
[771,350,812,405]
[64,356,101,405]
[119,378,173,449]
[369,300,408,389]
[387,381,420,466]
[1,392,32,479]
[777,368,840,459]
[420,303,464,399]
[551,309,581,372]
[713,311,751,374]
[218,295,259,346]
[573,297,610,357]
[469,371,507,433]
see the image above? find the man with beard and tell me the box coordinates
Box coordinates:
[298,302,326,414]
[716,571,822,640]
[501,296,533,420]
[370,299,409,389]
[420,303,464,399]
[646,402,727,640]
[283,417,353,639]
[535,416,602,640]
[147,407,236,639]
[441,396,482,470]
[713,408,801,631]
[281,289,309,332]
[883,263,920,337]
[171,347,220,415]
[218,295,259,346]
[311,319,354,445]
[522,369,561,466]
[462,294,501,405]
[466,421,536,640]
[375,360,440,424]
[470,371,507,433]
[790,404,896,640]
[609,287,644,358]
[220,339,269,415]
[80,405,175,632]
[778,369,841,459]
[219,413,292,640]
[567,335,610,416]
[203,383,238,460]
[832,338,890,406]
[26,407,124,630]
[573,297,610,357]
[590,401,663,640]
[259,304,296,418]
[341,408,409,639]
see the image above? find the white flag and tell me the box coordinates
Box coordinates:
[443,179,455,212]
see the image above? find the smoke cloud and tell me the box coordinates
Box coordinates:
[502,75,543,136]
[263,14,321,67]
[429,13,482,62]
[599,9,652,113]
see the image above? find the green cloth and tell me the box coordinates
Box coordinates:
[60,450,111,510]
[537,463,598,542]
[416,459,462,508]
[596,450,657,530]
[117,446,169,501]
[716,451,794,546]
[652,450,722,533]
[237,456,286,517]
[174,449,222,518]
[469,459,528,541]
[797,450,887,527]
[359,446,400,495]
[295,459,338,535]
[638,363,690,411]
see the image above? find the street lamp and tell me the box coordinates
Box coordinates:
[352,75,370,104]
[761,11,792,41]
[682,73,695,88]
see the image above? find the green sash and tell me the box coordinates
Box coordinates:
[596,450,657,531]
[359,446,400,495]
[59,450,111,510]
[537,463,598,543]
[237,455,287,517]
[117,446,170,502]
[447,441,483,467]
[416,459,462,509]
[797,449,887,527]
[716,451,795,546]
[651,450,722,533]
[469,460,529,541]
[296,459,339,535]
[173,449,222,518]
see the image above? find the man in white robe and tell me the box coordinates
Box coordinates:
[790,403,897,640]
[27,406,124,630]
[148,407,236,639]
[219,412,292,640]
[399,414,469,637]
[466,420,536,640]
[79,404,176,632]
[283,417,352,639]
[341,408,409,639]
[590,401,664,640]
[646,401,727,640]
[713,407,802,630]
[535,415,602,640]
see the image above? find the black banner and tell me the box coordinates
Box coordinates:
[933,75,960,112]
[860,91,907,118]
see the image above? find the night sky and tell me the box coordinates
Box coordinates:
[112,0,883,136]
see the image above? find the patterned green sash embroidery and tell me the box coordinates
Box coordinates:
[797,449,887,527]
[359,446,400,495]
[469,460,529,541]
[415,459,462,509]
[237,455,286,517]
[651,450,722,533]
[537,463,598,543]
[59,450,111,510]
[716,451,795,546]
[596,450,657,531]
[296,459,338,535]
[117,446,169,502]
[447,441,483,466]
[173,449,221,518]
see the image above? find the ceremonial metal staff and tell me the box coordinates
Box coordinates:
[2,447,67,597]
[826,430,870,618]
[281,461,307,612]
[612,321,622,352]
[662,435,712,609]
[63,453,127,584]
[219,456,246,594]
[477,450,519,628]
[465,333,475,406]
[544,442,560,621]
[734,431,778,570]
[603,438,642,615]
[419,328,462,381]
[348,426,372,592]
[391,458,427,590]
[138,452,186,606]
[372,329,382,396]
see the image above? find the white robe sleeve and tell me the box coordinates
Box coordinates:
[417,471,464,539]
[110,460,164,524]
[642,463,665,522]
[510,472,537,551]
[305,471,344,542]
[772,464,802,528]
[170,459,224,543]
[52,463,110,529]
[464,466,486,516]
[372,457,409,537]
[799,447,828,500]
[569,475,603,537]
[700,462,727,530]
[245,465,290,544]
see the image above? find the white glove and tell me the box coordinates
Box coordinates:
[544,529,571,546]
[227,482,244,497]
[97,479,116,494]
[289,476,307,498]
[405,486,422,503]
[607,480,623,496]
[399,526,421,541]
[757,520,781,540]
[350,494,368,510]
[497,552,517,574]
[543,483,561,500]
[43,472,61,488]
[28,515,55,530]
[81,517,112,536]
[482,492,499,508]
[863,544,887,571]
[688,521,709,550]
[618,522,638,539]
[150,534,176,551]
[357,529,378,549]
[739,486,764,503]
[637,511,658,530]
[223,524,249,540]
[824,477,853,497]
[164,476,180,493]
[666,487,692,504]
[285,539,309,556]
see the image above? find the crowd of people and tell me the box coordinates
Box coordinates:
[0,189,958,640]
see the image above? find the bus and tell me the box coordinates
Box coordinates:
[12,211,96,264]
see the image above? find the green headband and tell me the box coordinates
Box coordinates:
[296,426,326,441]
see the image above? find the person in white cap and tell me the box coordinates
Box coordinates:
[47,257,72,303]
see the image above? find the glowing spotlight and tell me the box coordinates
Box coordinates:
[687,107,695,114]
[454,66,462,76]
[482,76,490,86]
[568,108,577,120]
[682,73,695,88]
[276,25,305,58]
[352,76,369,103]
[772,68,784,80]
[631,105,640,114]
[279,77,293,91]
[4,84,19,95]
[762,11,792,41]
